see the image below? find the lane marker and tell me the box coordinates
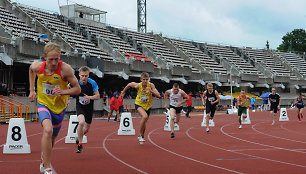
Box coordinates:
[186,127,306,168]
[0,159,40,163]
[252,122,306,144]
[103,131,148,174]
[216,157,259,161]
[221,123,306,154]
[230,148,274,152]
[148,128,244,174]
[280,122,306,136]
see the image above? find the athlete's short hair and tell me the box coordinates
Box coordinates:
[79,66,91,73]
[207,83,213,88]
[173,83,179,88]
[44,43,61,55]
[140,72,149,78]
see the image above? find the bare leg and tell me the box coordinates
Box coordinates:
[297,109,301,121]
[137,107,149,137]
[107,110,114,122]
[116,110,120,121]
[41,119,53,169]
[83,123,91,135]
[238,116,241,125]
[170,108,176,132]
[206,114,210,129]
[77,114,85,144]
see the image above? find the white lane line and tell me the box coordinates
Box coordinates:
[102,131,148,174]
[148,128,244,174]
[252,122,306,144]
[186,127,306,168]
[221,123,306,154]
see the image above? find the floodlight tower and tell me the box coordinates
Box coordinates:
[137,0,146,33]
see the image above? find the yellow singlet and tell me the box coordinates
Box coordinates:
[238,96,248,107]
[135,82,152,111]
[37,61,68,114]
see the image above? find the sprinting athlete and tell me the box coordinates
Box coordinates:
[201,83,220,133]
[164,83,189,138]
[295,93,305,123]
[237,90,251,129]
[29,43,81,174]
[268,88,281,125]
[75,66,100,153]
[120,72,160,144]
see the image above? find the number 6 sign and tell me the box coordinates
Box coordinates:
[118,112,135,135]
[3,118,31,154]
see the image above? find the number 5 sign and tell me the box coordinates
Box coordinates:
[118,112,135,135]
[3,118,31,154]
[65,115,87,143]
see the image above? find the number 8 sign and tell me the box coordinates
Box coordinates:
[3,118,31,154]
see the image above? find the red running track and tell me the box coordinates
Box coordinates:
[1,109,306,174]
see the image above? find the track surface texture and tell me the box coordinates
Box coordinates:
[1,109,306,174]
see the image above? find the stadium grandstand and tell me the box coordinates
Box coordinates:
[0,0,305,119]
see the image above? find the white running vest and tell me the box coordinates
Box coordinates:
[170,89,183,107]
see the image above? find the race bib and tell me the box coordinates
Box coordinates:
[241,101,246,105]
[140,96,149,102]
[79,96,90,105]
[270,99,276,103]
[42,83,59,96]
[208,97,215,102]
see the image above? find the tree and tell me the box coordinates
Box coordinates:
[277,29,306,53]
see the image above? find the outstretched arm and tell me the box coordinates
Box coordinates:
[149,83,160,98]
[28,62,41,102]
[163,90,170,109]
[120,82,139,98]
[201,91,207,106]
[177,90,189,107]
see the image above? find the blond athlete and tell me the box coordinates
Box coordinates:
[237,90,251,129]
[120,72,160,144]
[29,43,80,174]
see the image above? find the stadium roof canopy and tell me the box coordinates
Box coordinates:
[74,3,107,15]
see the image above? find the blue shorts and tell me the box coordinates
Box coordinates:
[37,103,66,137]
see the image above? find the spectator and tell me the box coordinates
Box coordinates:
[185,92,192,118]
[107,92,120,122]
[251,97,256,111]
[263,97,268,111]
[115,93,124,121]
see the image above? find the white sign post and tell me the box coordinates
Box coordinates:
[65,115,87,143]
[3,118,31,154]
[118,112,135,135]
[279,108,289,121]
[163,109,180,131]
[201,110,215,127]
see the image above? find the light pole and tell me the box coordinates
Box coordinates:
[230,66,233,109]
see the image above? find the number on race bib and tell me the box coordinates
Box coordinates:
[123,118,130,127]
[11,126,22,141]
[72,121,79,133]
[282,111,286,117]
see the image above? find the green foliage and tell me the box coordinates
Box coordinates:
[277,29,306,53]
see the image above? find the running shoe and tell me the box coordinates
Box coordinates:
[44,168,53,174]
[299,120,301,123]
[171,132,175,138]
[40,162,44,173]
[272,120,275,125]
[206,127,210,133]
[239,125,242,129]
[138,136,145,144]
[76,144,83,153]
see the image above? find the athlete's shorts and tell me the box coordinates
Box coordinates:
[238,107,247,116]
[270,105,278,114]
[76,106,93,124]
[206,105,217,118]
[135,104,151,117]
[119,106,124,113]
[296,103,304,109]
[169,105,183,113]
[37,103,66,137]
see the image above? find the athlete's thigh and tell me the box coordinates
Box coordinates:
[78,114,85,123]
[137,106,149,118]
[170,108,176,119]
